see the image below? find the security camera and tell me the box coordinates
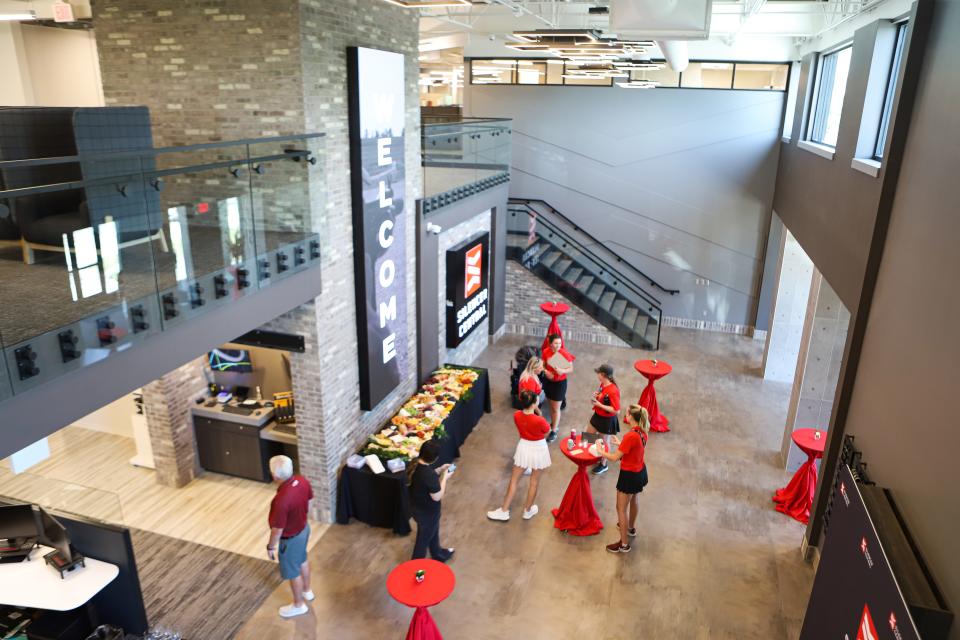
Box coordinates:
[426,223,443,235]
[488,34,496,41]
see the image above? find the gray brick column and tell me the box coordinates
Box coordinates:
[141,358,206,487]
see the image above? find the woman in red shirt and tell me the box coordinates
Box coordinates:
[518,356,544,415]
[587,363,621,475]
[486,390,552,522]
[596,404,650,553]
[541,334,575,443]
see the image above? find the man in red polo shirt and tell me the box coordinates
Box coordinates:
[266,455,314,618]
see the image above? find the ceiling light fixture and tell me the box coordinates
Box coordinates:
[513,29,600,43]
[616,80,658,89]
[382,0,471,7]
[0,11,37,21]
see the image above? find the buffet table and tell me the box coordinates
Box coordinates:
[336,366,490,534]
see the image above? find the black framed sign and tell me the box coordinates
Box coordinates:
[347,46,408,411]
[446,232,489,348]
[800,465,921,640]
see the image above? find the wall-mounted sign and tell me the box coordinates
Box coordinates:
[347,46,408,410]
[800,465,921,640]
[446,232,489,348]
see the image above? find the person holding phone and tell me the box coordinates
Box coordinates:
[407,439,455,562]
[541,334,575,443]
[487,390,552,522]
[587,363,621,475]
[595,404,650,553]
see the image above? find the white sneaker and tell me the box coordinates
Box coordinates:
[522,505,539,520]
[523,468,532,476]
[486,508,510,521]
[303,590,315,602]
[279,603,309,618]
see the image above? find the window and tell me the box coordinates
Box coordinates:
[733,63,789,91]
[807,46,853,147]
[630,66,680,88]
[874,22,908,159]
[470,60,515,84]
[516,60,547,85]
[680,62,734,89]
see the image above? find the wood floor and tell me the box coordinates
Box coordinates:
[0,426,325,559]
[236,328,815,639]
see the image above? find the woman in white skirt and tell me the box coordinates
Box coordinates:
[487,390,552,521]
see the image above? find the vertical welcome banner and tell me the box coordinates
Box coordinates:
[348,47,407,410]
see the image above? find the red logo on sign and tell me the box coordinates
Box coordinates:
[858,605,879,640]
[861,538,868,553]
[465,243,483,298]
[889,612,897,630]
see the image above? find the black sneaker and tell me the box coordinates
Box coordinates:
[545,430,558,444]
[435,548,455,563]
[591,463,608,475]
[606,541,631,553]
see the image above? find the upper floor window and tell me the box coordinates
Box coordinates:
[807,45,853,147]
[874,22,908,159]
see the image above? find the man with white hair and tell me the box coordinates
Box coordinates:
[266,455,314,618]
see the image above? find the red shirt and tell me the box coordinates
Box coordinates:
[542,346,576,381]
[515,410,550,441]
[619,429,647,472]
[268,475,313,537]
[593,382,620,417]
[518,374,542,395]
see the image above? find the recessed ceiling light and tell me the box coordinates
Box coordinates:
[0,11,37,21]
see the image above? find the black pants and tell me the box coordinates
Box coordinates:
[411,511,448,561]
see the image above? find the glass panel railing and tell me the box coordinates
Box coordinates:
[0,468,125,525]
[421,118,511,198]
[247,137,323,286]
[0,133,323,400]
[146,146,257,327]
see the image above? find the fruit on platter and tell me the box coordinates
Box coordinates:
[361,368,479,462]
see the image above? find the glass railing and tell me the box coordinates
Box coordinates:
[0,468,125,525]
[0,133,324,400]
[421,118,512,198]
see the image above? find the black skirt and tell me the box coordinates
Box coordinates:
[616,467,648,495]
[542,377,568,402]
[589,412,620,435]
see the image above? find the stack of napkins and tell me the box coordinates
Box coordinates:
[365,454,386,474]
[346,454,366,469]
[386,458,406,473]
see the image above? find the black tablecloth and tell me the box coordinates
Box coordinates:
[336,366,491,534]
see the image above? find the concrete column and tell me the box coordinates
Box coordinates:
[781,274,850,471]
[141,358,206,487]
[762,229,815,382]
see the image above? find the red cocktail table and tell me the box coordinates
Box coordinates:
[387,559,455,640]
[772,428,827,524]
[540,301,569,351]
[551,436,604,536]
[634,359,672,432]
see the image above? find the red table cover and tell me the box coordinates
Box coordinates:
[551,436,604,536]
[540,301,569,352]
[387,559,455,640]
[634,359,672,432]
[772,428,827,524]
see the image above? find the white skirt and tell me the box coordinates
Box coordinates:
[513,438,552,470]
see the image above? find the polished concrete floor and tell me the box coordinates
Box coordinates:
[236,328,814,639]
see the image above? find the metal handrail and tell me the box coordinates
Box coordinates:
[510,197,680,296]
[509,202,663,313]
[0,132,325,169]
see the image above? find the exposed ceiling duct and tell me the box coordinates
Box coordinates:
[656,39,689,72]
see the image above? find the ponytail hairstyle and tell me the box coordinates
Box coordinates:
[518,390,538,410]
[627,404,650,435]
[522,356,543,378]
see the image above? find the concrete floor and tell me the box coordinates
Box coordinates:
[236,328,814,639]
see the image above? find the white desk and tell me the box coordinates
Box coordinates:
[0,545,119,610]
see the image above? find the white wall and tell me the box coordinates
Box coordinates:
[468,83,785,326]
[71,393,137,438]
[19,24,104,106]
[0,23,34,105]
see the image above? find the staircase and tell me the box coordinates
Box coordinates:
[506,198,678,350]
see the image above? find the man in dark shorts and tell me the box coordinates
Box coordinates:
[266,455,314,618]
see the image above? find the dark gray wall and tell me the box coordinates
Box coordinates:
[466,84,785,328]
[840,0,960,633]
[416,184,508,380]
[774,22,888,310]
[754,211,785,333]
[0,266,322,459]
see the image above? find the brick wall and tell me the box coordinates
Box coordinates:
[141,357,206,487]
[504,261,630,348]
[437,213,492,367]
[94,0,421,520]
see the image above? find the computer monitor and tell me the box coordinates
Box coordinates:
[0,504,38,541]
[36,507,71,564]
[208,348,253,373]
